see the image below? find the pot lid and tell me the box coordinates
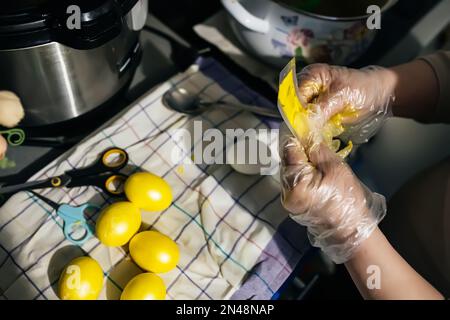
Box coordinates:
[0,0,138,50]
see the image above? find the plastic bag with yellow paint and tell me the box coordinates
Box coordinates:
[277,58,353,159]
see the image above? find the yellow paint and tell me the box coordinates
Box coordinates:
[278,59,353,159]
[176,165,185,175]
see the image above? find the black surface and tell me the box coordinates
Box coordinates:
[0,0,114,12]
[305,264,362,300]
[351,0,442,67]
[0,0,51,13]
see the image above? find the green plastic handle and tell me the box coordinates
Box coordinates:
[0,129,26,146]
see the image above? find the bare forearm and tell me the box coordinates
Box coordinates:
[385,60,439,122]
[345,227,444,300]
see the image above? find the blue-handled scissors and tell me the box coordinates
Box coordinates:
[0,147,129,197]
[30,191,97,246]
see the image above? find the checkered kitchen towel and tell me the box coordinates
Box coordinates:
[0,57,309,300]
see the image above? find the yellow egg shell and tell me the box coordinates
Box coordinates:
[129,231,179,273]
[96,201,141,247]
[58,256,103,300]
[120,273,166,300]
[124,172,173,212]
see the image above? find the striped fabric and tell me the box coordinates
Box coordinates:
[0,57,309,300]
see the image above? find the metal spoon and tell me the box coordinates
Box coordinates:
[162,86,281,118]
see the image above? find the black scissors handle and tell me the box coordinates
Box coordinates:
[66,173,128,197]
[0,175,71,195]
[0,148,129,196]
[65,147,129,178]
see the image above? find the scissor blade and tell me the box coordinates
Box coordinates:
[29,191,60,211]
[0,180,50,195]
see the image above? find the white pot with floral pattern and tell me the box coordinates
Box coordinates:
[222,0,397,67]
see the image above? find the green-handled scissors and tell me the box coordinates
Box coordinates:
[0,147,129,197]
[0,128,25,146]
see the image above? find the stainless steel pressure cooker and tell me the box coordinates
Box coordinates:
[0,0,148,126]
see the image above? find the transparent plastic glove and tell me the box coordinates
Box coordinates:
[279,124,387,263]
[298,63,396,144]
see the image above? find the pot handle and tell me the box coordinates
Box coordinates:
[221,0,269,34]
[127,0,149,31]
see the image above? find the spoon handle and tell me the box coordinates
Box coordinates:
[212,101,281,119]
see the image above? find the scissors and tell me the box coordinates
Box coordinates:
[0,147,129,197]
[29,191,97,246]
[0,128,26,146]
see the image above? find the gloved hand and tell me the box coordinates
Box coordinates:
[297,64,396,144]
[279,124,387,263]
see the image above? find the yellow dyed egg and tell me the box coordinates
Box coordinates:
[124,172,173,212]
[58,256,103,300]
[96,201,141,247]
[120,273,166,300]
[129,231,179,273]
